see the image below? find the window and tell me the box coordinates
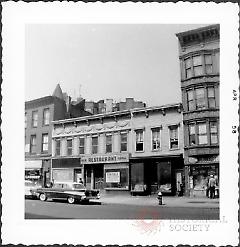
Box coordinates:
[42,134,48,152]
[43,108,50,126]
[135,130,144,151]
[187,90,195,111]
[152,128,161,150]
[198,123,207,145]
[210,122,218,144]
[25,112,27,128]
[169,126,179,149]
[67,139,73,156]
[195,88,206,110]
[189,124,196,146]
[120,132,128,152]
[56,139,61,156]
[207,87,216,108]
[92,136,98,154]
[185,57,192,79]
[79,137,85,154]
[193,55,203,76]
[30,135,37,154]
[204,54,213,74]
[106,135,112,153]
[32,111,38,127]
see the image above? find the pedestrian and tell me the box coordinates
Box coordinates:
[208,174,216,199]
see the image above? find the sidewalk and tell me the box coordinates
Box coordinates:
[98,193,219,208]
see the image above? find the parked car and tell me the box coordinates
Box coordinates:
[25,180,42,199]
[32,181,100,204]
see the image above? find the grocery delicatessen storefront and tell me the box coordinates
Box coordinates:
[81,153,130,192]
[25,160,43,184]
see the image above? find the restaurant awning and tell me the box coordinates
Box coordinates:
[25,160,42,169]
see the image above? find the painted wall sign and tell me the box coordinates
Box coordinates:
[81,154,129,164]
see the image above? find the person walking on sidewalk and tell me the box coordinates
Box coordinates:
[208,174,216,199]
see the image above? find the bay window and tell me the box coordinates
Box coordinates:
[210,122,218,144]
[198,123,208,145]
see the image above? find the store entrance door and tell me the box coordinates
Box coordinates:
[84,164,104,190]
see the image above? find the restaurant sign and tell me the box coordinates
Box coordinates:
[81,154,129,164]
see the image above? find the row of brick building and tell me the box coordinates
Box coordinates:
[25,24,220,197]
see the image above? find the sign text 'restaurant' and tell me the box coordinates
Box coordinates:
[81,154,129,164]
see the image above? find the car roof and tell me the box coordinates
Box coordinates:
[54,181,83,185]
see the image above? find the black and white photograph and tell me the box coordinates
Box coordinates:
[1,2,239,246]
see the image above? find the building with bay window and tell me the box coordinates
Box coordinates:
[51,103,184,195]
[25,84,67,186]
[176,24,220,197]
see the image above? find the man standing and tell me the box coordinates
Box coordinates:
[208,174,216,199]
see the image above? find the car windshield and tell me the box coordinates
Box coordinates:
[73,184,85,189]
[25,180,34,186]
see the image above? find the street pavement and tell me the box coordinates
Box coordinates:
[25,193,219,219]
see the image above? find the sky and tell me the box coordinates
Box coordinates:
[25,24,207,107]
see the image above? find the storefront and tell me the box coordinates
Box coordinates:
[81,153,129,192]
[52,158,82,183]
[25,160,43,185]
[187,155,219,197]
[130,155,184,196]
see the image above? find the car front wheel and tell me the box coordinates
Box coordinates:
[39,193,47,201]
[67,197,75,204]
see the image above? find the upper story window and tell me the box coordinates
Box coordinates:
[25,112,27,129]
[189,124,196,146]
[210,122,218,144]
[92,136,98,154]
[67,139,73,156]
[30,135,37,154]
[197,123,208,145]
[120,132,128,152]
[32,111,38,128]
[195,88,206,110]
[169,125,179,149]
[79,137,85,154]
[135,130,144,152]
[106,135,112,153]
[42,133,49,153]
[207,87,216,108]
[56,139,61,156]
[204,54,213,74]
[43,108,50,126]
[152,128,161,151]
[193,55,203,77]
[183,53,214,80]
[187,90,194,111]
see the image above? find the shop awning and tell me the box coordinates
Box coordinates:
[25,160,42,169]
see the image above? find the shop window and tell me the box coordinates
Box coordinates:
[32,111,38,128]
[55,139,61,156]
[207,87,216,108]
[42,133,49,153]
[67,139,73,156]
[152,128,161,150]
[169,125,179,149]
[157,161,172,193]
[43,108,50,126]
[131,163,144,192]
[105,167,129,189]
[106,135,112,153]
[92,136,98,154]
[120,132,128,152]
[195,88,206,110]
[30,135,37,154]
[210,122,218,144]
[204,54,213,74]
[79,137,85,154]
[198,123,208,145]
[25,112,27,129]
[189,124,196,146]
[135,130,144,152]
[184,57,192,79]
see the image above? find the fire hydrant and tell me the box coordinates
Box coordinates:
[157,191,163,205]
